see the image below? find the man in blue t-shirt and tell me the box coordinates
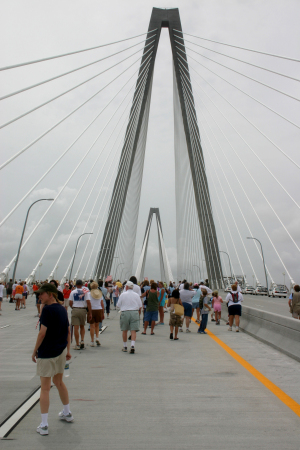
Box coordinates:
[32,283,72,436]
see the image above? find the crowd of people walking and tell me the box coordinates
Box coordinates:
[1,273,299,436]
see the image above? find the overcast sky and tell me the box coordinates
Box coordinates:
[1,0,300,286]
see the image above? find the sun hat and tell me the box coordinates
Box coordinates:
[90,282,103,299]
[126,281,134,289]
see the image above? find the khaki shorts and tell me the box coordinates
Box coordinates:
[71,308,87,326]
[64,298,69,307]
[37,347,67,377]
[120,310,140,331]
[15,294,23,299]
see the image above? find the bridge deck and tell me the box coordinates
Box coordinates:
[0,296,299,448]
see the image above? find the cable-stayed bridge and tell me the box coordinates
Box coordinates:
[0,7,299,289]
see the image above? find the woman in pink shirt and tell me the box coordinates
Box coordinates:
[212,290,223,325]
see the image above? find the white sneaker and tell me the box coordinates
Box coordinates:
[179,328,183,332]
[36,423,49,435]
[90,341,95,347]
[96,339,101,346]
[186,329,191,333]
[58,411,74,422]
[228,326,232,331]
[236,327,239,332]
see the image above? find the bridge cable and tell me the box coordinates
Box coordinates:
[178,56,300,170]
[187,73,296,280]
[0,36,155,102]
[173,29,300,63]
[0,58,152,230]
[174,36,300,83]
[177,53,300,212]
[183,80,237,283]
[90,90,144,279]
[0,42,156,130]
[176,66,223,284]
[3,73,147,274]
[51,69,149,280]
[45,98,132,281]
[90,70,149,278]
[0,29,158,71]
[0,44,154,172]
[176,55,300,131]
[177,46,300,103]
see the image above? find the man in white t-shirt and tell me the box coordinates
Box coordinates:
[225,284,243,332]
[69,280,91,350]
[117,281,142,354]
[129,276,141,297]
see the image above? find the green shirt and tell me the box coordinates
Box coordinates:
[146,291,159,312]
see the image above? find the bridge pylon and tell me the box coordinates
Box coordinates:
[94,7,223,288]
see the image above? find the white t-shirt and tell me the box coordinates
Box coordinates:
[0,285,4,297]
[132,284,141,296]
[226,291,243,306]
[69,287,90,308]
[199,284,212,295]
[179,289,195,305]
[13,284,17,290]
[179,283,184,290]
[117,289,143,311]
[90,292,103,310]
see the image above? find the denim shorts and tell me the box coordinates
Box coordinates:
[144,310,158,323]
[182,302,193,317]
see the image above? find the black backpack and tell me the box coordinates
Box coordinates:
[231,292,239,303]
[199,295,205,309]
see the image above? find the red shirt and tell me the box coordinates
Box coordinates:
[33,284,38,291]
[63,288,71,299]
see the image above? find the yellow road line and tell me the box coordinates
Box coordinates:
[191,317,300,417]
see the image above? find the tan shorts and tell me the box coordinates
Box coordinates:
[37,347,67,377]
[71,308,87,326]
[64,298,69,307]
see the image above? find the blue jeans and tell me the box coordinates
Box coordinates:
[113,297,118,307]
[199,313,208,332]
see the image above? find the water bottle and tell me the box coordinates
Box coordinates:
[64,362,70,377]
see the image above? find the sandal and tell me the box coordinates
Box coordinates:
[151,333,155,335]
[174,338,179,340]
[141,332,146,335]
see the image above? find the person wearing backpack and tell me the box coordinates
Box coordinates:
[225,284,243,332]
[197,289,211,334]
[167,289,183,340]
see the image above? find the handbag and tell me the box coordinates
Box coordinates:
[174,303,184,316]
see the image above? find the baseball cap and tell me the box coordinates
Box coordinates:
[126,281,134,289]
[35,283,58,295]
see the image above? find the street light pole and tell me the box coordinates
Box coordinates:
[12,198,54,282]
[219,251,233,279]
[193,265,201,280]
[115,262,124,279]
[94,247,109,279]
[247,237,269,296]
[69,233,93,282]
[120,267,125,281]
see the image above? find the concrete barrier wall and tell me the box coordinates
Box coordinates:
[221,303,300,362]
